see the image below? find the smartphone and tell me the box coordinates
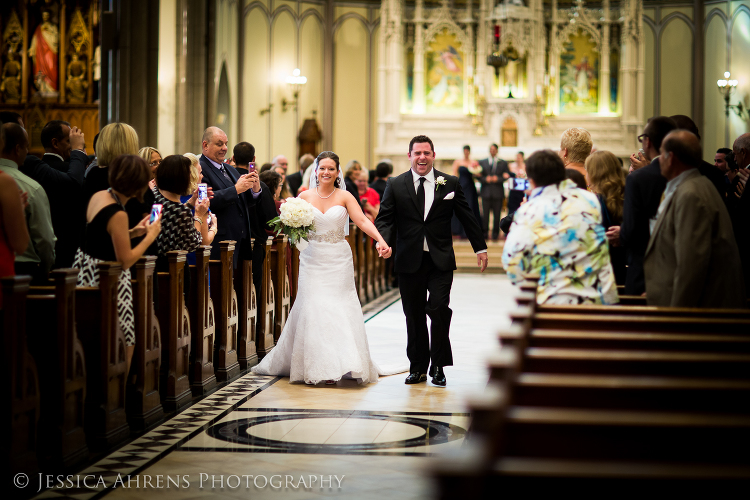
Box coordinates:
[198,183,208,202]
[247,163,256,172]
[511,178,530,191]
[149,204,163,223]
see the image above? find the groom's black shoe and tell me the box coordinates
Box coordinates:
[431,367,446,386]
[405,372,427,384]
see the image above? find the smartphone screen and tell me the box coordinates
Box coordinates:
[512,178,529,191]
[247,163,256,172]
[198,183,208,201]
[149,204,163,223]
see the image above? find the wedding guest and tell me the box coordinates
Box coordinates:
[451,146,482,238]
[355,169,380,222]
[272,155,289,173]
[21,120,89,268]
[259,162,273,173]
[502,149,618,305]
[259,170,283,213]
[139,146,162,177]
[669,115,726,198]
[558,127,593,179]
[715,147,733,183]
[507,151,527,213]
[0,170,29,306]
[478,143,510,241]
[233,142,255,176]
[585,151,627,285]
[0,111,24,128]
[620,116,676,295]
[183,152,217,245]
[74,154,161,374]
[344,160,362,202]
[83,123,140,208]
[274,166,291,199]
[370,161,392,199]
[288,154,314,195]
[565,168,587,190]
[0,123,55,283]
[729,133,750,295]
[153,155,208,270]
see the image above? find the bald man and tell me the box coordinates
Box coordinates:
[729,132,750,295]
[199,126,263,267]
[644,130,744,307]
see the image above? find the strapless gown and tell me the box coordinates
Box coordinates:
[251,205,406,384]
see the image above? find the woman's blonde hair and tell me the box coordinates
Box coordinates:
[560,127,593,164]
[585,150,626,223]
[138,146,162,164]
[184,153,201,193]
[97,123,140,166]
[345,160,361,179]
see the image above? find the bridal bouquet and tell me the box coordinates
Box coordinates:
[269,197,316,246]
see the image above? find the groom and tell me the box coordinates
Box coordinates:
[376,135,488,386]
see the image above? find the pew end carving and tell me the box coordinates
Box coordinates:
[256,237,275,359]
[188,246,218,394]
[235,255,259,369]
[208,241,240,382]
[127,256,164,432]
[270,235,291,343]
[156,251,192,412]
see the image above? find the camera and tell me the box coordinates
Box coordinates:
[511,178,530,191]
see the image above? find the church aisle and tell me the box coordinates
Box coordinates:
[35,275,516,500]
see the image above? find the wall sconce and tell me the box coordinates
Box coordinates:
[282,68,307,112]
[717,71,747,120]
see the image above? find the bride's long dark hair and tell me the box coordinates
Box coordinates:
[314,151,341,188]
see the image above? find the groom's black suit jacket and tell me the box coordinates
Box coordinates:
[375,169,487,273]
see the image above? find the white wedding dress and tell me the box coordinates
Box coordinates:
[251,205,406,384]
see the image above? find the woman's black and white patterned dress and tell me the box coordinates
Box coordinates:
[153,190,203,271]
[73,190,135,345]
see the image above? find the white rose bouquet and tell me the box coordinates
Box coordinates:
[269,197,316,246]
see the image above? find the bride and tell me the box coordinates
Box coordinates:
[251,151,403,385]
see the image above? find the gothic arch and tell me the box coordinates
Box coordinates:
[555,22,601,53]
[423,21,470,49]
[660,13,695,36]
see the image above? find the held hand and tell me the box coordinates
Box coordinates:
[378,244,393,259]
[70,126,85,151]
[146,213,162,238]
[502,172,510,180]
[477,253,489,272]
[130,215,149,238]
[246,170,261,192]
[630,153,649,171]
[736,169,749,199]
[605,225,621,246]
[235,174,253,194]
[187,188,199,207]
[737,181,745,199]
[195,198,210,218]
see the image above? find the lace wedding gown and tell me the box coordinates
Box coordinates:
[251,205,406,384]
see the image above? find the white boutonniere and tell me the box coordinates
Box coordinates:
[435,176,446,191]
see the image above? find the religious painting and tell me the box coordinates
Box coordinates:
[559,30,599,114]
[425,29,464,113]
[28,4,60,97]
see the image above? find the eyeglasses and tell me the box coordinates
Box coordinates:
[150,159,161,167]
[637,134,649,144]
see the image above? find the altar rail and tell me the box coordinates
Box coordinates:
[432,280,750,496]
[5,229,391,477]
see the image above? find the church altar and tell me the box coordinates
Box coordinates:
[375,0,646,170]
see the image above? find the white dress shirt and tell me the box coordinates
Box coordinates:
[410,167,487,255]
[411,168,435,251]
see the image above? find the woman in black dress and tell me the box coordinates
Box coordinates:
[451,145,481,237]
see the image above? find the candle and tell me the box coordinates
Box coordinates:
[494,25,500,43]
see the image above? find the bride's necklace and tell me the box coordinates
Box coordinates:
[316,186,336,199]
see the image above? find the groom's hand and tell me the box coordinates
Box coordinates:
[477,253,488,272]
[378,245,392,259]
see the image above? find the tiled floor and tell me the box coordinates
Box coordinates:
[34,274,516,500]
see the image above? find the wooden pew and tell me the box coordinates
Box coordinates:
[187,246,217,394]
[208,241,240,382]
[256,237,275,359]
[127,257,164,431]
[26,269,88,468]
[269,235,291,342]
[235,254,258,370]
[4,276,40,477]
[73,263,130,448]
[155,251,192,412]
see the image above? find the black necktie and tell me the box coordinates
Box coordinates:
[417,177,426,218]
[219,165,233,183]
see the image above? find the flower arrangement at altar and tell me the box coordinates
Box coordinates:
[269,197,316,246]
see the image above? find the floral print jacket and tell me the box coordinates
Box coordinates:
[502,179,619,305]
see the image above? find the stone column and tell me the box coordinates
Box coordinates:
[413,0,426,114]
[476,0,488,99]
[599,0,611,114]
[462,0,474,115]
[377,0,388,148]
[550,0,560,115]
[387,0,403,122]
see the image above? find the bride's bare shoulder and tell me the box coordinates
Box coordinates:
[299,190,313,201]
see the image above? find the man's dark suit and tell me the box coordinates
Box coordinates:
[287,171,303,196]
[375,169,486,374]
[369,178,387,199]
[727,166,750,297]
[22,150,89,268]
[199,154,259,267]
[698,161,727,199]
[620,158,667,295]
[478,156,510,239]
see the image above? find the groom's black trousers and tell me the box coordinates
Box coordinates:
[399,252,453,373]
